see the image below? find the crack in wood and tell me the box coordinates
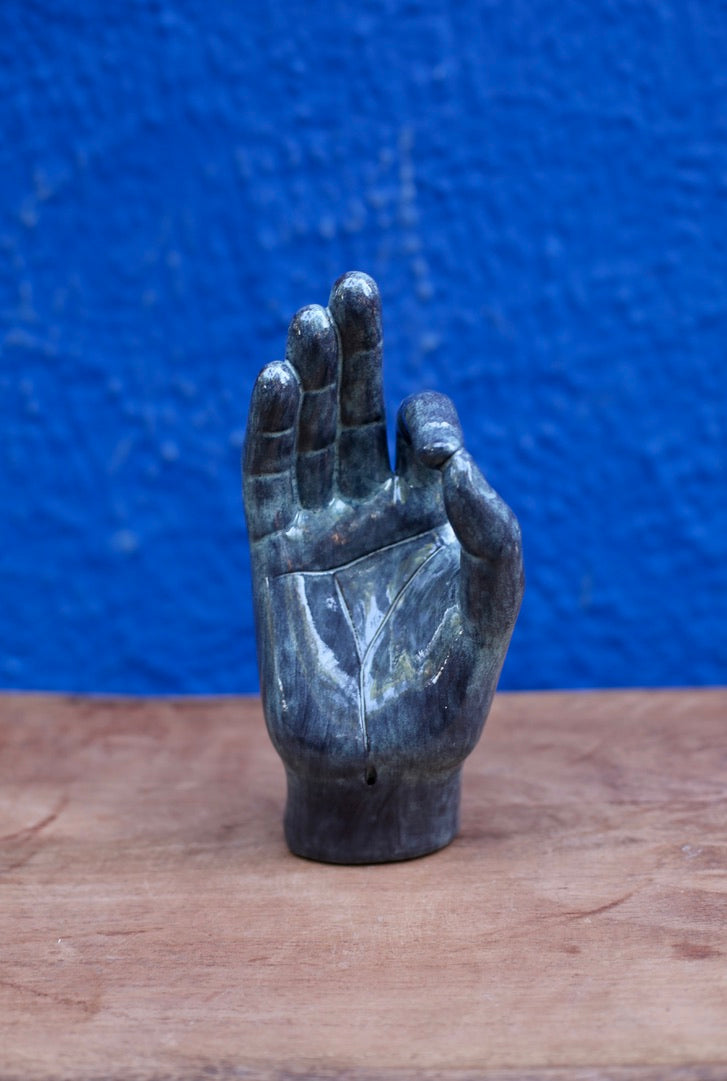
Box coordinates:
[0,796,68,845]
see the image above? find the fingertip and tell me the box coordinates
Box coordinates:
[329,270,380,308]
[285,305,338,390]
[248,361,300,433]
[328,271,381,350]
[398,391,463,469]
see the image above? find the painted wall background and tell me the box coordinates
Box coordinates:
[1,1,725,694]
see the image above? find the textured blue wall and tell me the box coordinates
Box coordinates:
[2,1,725,693]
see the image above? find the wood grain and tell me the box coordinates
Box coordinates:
[0,690,725,1080]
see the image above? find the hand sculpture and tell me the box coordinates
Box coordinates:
[243,272,524,863]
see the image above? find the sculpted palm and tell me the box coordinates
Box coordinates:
[243,272,523,861]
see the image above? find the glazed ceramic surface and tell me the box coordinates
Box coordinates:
[243,272,524,863]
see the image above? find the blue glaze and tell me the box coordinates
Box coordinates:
[1,1,725,693]
[244,273,524,861]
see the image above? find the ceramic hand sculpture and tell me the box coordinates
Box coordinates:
[243,272,524,863]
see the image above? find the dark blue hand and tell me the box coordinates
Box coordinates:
[243,272,524,863]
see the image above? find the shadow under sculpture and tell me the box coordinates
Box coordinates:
[243,272,524,864]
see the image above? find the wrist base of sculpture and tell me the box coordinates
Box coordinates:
[283,766,462,864]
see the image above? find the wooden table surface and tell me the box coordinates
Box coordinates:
[1,690,725,1080]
